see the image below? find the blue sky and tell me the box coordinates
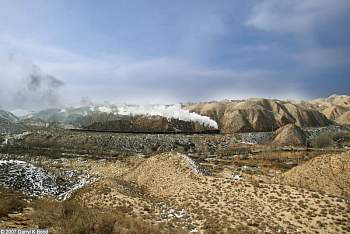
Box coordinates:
[0,0,349,109]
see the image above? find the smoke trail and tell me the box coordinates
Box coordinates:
[0,57,64,110]
[95,104,218,129]
[15,64,64,109]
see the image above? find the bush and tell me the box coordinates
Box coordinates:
[33,200,116,234]
[0,197,26,218]
[32,199,177,234]
[0,189,26,218]
[333,131,350,143]
[311,133,334,148]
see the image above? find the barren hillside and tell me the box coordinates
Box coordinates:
[309,95,350,124]
[336,111,350,125]
[185,98,331,133]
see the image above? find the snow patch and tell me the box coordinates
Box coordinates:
[181,154,211,176]
[233,174,242,181]
[0,159,94,200]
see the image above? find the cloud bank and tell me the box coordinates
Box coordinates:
[246,0,350,34]
[0,32,305,110]
[246,0,350,68]
[0,56,64,110]
[0,1,349,111]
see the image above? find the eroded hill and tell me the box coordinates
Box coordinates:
[185,98,332,133]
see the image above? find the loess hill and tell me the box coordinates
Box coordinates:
[18,95,350,134]
[185,98,332,133]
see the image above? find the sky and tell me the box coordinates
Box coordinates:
[0,0,349,110]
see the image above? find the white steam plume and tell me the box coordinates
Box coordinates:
[94,104,218,129]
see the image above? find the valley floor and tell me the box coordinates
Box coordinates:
[0,131,349,233]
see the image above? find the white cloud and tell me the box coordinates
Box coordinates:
[246,0,350,34]
[0,33,82,63]
[0,33,305,110]
[0,56,64,110]
[246,0,350,68]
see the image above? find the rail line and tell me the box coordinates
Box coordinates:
[69,128,220,135]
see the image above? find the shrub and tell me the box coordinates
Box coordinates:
[33,199,116,234]
[333,131,350,143]
[0,189,26,218]
[0,197,26,218]
[311,133,334,148]
[32,199,180,234]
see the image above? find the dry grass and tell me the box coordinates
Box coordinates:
[0,188,27,218]
[278,152,350,198]
[32,199,180,234]
[311,133,334,148]
[333,131,350,146]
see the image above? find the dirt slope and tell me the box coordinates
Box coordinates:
[321,105,348,120]
[279,152,350,197]
[272,123,307,146]
[124,153,203,197]
[336,111,350,125]
[310,94,350,110]
[309,95,350,124]
[183,101,228,124]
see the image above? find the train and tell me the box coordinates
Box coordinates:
[69,128,220,135]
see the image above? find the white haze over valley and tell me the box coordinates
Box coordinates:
[13,103,218,129]
[0,57,218,128]
[93,104,218,129]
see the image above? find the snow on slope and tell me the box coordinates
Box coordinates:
[0,159,94,200]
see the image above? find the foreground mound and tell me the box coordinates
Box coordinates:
[124,153,206,197]
[279,152,350,197]
[272,123,307,146]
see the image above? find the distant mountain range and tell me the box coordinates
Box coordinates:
[1,94,349,134]
[184,94,350,133]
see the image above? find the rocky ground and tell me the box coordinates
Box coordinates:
[1,152,348,233]
[0,128,350,233]
[2,124,348,157]
[0,156,94,199]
